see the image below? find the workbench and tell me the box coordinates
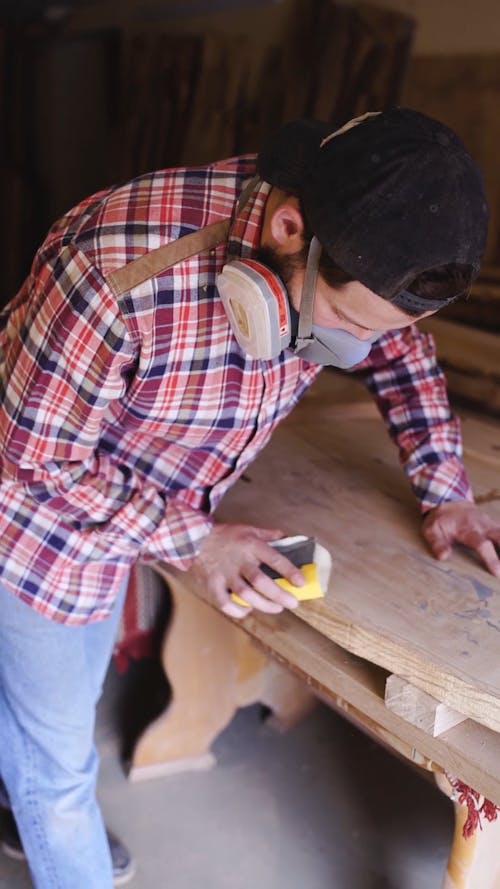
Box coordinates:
[130,370,500,889]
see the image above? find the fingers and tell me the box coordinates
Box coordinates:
[231,585,284,614]
[221,599,253,619]
[443,521,500,576]
[209,574,254,620]
[425,534,452,562]
[208,571,289,620]
[465,539,500,578]
[235,567,298,611]
[222,568,301,617]
[252,526,286,542]
[421,517,452,561]
[255,541,305,587]
[221,531,306,612]
[422,504,500,577]
[193,524,308,617]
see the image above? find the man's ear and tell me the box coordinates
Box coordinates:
[268,201,305,254]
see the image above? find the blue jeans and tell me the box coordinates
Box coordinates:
[0,576,128,888]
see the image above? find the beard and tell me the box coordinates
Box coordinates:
[254,245,305,287]
[254,245,303,335]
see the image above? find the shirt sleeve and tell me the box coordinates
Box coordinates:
[0,243,213,567]
[352,325,474,512]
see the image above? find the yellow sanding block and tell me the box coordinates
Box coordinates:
[230,536,331,608]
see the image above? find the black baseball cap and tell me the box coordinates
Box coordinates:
[257,109,488,308]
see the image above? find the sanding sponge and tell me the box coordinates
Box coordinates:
[231,535,330,608]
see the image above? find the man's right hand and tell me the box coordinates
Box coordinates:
[190,523,305,619]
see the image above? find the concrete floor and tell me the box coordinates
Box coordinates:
[0,660,454,889]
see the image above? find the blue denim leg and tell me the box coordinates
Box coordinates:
[0,576,129,889]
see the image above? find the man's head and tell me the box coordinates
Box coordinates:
[257,108,488,337]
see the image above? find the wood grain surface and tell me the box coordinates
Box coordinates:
[214,371,500,733]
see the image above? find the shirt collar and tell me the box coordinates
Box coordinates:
[227,178,271,260]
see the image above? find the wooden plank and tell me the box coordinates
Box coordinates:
[333,3,415,123]
[211,371,500,734]
[247,0,415,152]
[158,566,500,807]
[278,0,355,124]
[441,273,500,334]
[181,31,250,165]
[405,53,500,264]
[443,368,500,417]
[471,280,500,301]
[421,318,500,380]
[476,264,500,287]
[385,675,467,736]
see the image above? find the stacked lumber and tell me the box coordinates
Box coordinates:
[0,25,40,298]
[402,52,500,416]
[111,0,416,175]
[405,53,500,266]
[0,24,119,301]
[0,1,415,300]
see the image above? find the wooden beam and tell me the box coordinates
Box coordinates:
[385,675,467,737]
[421,318,500,380]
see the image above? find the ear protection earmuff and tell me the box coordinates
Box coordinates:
[217,242,378,367]
[216,259,292,359]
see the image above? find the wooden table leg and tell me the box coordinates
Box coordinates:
[129,574,316,781]
[435,773,500,888]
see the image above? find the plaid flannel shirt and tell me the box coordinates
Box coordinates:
[0,155,472,624]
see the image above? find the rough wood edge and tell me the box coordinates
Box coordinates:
[385,674,468,737]
[128,752,216,783]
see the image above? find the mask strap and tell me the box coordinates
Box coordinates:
[227,175,261,261]
[295,236,322,350]
[236,175,260,213]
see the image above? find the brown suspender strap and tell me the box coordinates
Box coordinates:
[105,217,231,298]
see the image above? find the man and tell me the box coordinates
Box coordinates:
[0,107,498,887]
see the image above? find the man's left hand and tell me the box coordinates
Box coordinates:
[422,500,500,578]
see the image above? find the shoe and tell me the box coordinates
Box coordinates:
[0,810,25,862]
[1,809,136,885]
[107,828,136,886]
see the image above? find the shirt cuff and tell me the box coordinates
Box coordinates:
[409,456,475,514]
[139,500,214,569]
